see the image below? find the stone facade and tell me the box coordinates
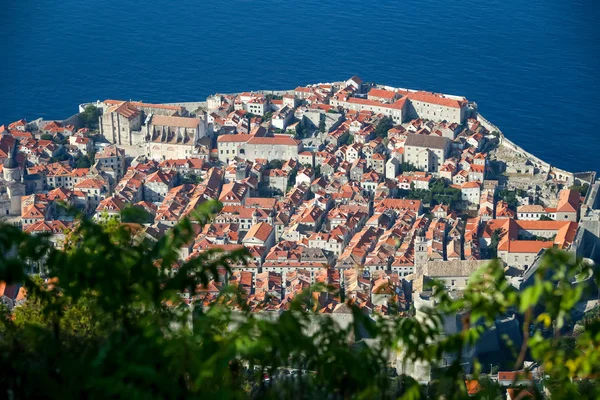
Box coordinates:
[146,115,207,161]
[95,145,126,180]
[217,134,302,164]
[404,135,450,173]
[405,93,468,124]
[100,102,142,146]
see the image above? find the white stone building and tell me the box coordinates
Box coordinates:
[100,102,142,146]
[146,115,207,161]
[217,134,302,164]
[403,135,450,173]
[95,145,126,180]
[404,91,469,125]
[271,105,293,130]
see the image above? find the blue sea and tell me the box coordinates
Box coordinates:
[1,0,598,172]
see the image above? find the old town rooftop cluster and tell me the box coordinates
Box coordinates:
[0,76,583,314]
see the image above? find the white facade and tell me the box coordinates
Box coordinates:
[403,136,450,173]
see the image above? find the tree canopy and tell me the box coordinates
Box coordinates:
[0,202,598,399]
[79,104,102,130]
[319,115,326,133]
[400,179,462,208]
[75,154,93,168]
[374,116,393,139]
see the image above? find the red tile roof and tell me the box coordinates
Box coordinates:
[105,102,140,119]
[217,134,252,143]
[246,135,301,146]
[151,115,200,129]
[244,222,273,243]
[403,91,468,109]
[557,189,580,213]
[504,240,553,254]
[368,88,397,99]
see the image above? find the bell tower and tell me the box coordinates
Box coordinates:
[414,228,428,276]
[3,140,21,182]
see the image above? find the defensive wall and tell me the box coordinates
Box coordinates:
[91,90,296,114]
[163,101,207,113]
[476,112,582,184]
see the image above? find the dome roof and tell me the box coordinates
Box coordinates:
[3,141,19,169]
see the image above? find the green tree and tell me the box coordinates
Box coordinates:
[265,94,283,101]
[49,153,70,163]
[181,173,203,185]
[374,116,393,139]
[267,160,284,170]
[489,228,503,258]
[402,179,461,207]
[497,189,519,209]
[338,134,353,146]
[286,169,297,191]
[75,154,92,169]
[318,115,326,134]
[40,133,53,141]
[570,184,589,197]
[0,203,598,399]
[295,120,307,139]
[400,162,418,173]
[120,205,154,224]
[314,165,321,178]
[79,105,102,130]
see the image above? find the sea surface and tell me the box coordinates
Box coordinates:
[1,0,599,172]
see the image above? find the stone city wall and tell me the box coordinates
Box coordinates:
[164,90,294,113]
[477,113,551,171]
[478,112,579,184]
[61,113,81,128]
[163,101,207,113]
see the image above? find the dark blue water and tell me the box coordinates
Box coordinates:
[1,0,599,172]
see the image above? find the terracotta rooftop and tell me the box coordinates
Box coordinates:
[246,135,301,146]
[244,222,274,243]
[151,115,201,129]
[557,189,580,213]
